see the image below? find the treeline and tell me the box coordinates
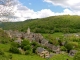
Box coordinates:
[0,15,80,33]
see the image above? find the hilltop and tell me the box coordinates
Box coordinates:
[0,15,80,33]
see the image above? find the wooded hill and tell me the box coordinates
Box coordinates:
[0,15,80,33]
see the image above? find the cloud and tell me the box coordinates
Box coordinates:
[44,0,80,11]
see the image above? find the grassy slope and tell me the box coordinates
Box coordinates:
[12,54,45,60]
[50,54,73,60]
[0,44,45,60]
[0,43,73,60]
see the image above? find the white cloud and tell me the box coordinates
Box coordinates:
[44,0,80,11]
[0,0,80,22]
[55,9,74,15]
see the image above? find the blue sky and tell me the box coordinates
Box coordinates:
[19,0,64,12]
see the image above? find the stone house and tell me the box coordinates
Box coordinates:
[6,30,23,39]
[45,43,60,53]
[36,47,50,58]
[52,46,60,53]
[40,39,48,46]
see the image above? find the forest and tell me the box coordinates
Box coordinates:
[0,15,80,33]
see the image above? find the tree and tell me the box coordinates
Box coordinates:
[65,42,73,53]
[0,0,16,22]
[23,45,31,51]
[21,40,30,48]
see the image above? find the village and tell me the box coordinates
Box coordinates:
[4,27,78,58]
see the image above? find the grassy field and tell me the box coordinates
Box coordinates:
[0,44,45,60]
[0,43,73,60]
[42,32,64,39]
[0,43,10,52]
[12,54,45,60]
[11,54,73,60]
[50,54,73,60]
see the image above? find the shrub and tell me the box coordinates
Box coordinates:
[11,42,19,47]
[25,50,32,55]
[60,46,67,51]
[31,42,39,46]
[23,45,31,51]
[33,46,38,53]
[9,46,20,54]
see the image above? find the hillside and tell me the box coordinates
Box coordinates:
[0,15,80,33]
[0,19,80,60]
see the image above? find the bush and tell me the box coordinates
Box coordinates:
[11,42,19,47]
[25,50,32,55]
[23,45,31,51]
[74,52,80,60]
[9,46,20,54]
[33,46,38,53]
[31,42,39,46]
[60,46,67,51]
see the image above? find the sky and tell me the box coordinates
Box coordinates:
[0,0,80,22]
[19,0,64,12]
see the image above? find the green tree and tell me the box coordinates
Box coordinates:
[23,45,31,51]
[65,42,73,53]
[21,40,30,48]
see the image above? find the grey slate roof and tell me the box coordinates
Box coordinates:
[41,39,48,44]
[36,47,46,53]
